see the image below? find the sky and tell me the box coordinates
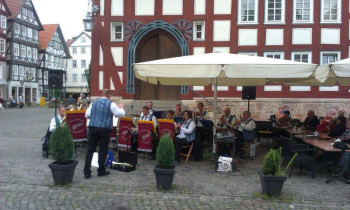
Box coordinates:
[32,0,89,40]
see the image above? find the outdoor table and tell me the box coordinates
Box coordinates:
[301,136,350,183]
[284,128,310,139]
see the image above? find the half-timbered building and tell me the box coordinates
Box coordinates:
[0,0,10,99]
[5,0,42,103]
[38,24,70,99]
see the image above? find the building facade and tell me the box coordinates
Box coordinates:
[66,32,91,95]
[0,0,10,99]
[5,0,43,103]
[38,24,70,100]
[90,0,350,101]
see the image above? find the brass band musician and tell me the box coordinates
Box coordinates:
[219,107,237,129]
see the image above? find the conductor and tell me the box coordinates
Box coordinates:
[83,89,125,179]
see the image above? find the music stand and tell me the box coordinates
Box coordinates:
[152,111,163,119]
[174,117,183,124]
[137,121,156,166]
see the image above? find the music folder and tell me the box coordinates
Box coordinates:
[174,117,183,123]
[200,120,214,128]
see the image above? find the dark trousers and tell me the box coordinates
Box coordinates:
[84,127,110,175]
[174,137,192,161]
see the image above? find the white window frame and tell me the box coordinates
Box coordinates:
[320,0,341,23]
[14,23,20,34]
[291,51,312,63]
[193,21,205,41]
[20,45,26,58]
[14,43,20,56]
[19,66,24,76]
[22,8,27,16]
[72,47,77,54]
[12,65,19,75]
[320,51,340,65]
[26,46,32,59]
[33,30,38,40]
[293,0,314,24]
[264,0,286,24]
[21,25,26,37]
[81,73,87,82]
[263,52,284,59]
[0,15,6,29]
[31,68,36,80]
[32,48,37,60]
[0,38,5,52]
[110,22,124,41]
[81,47,86,54]
[81,59,86,68]
[27,28,33,39]
[72,60,77,68]
[72,73,78,82]
[238,0,259,24]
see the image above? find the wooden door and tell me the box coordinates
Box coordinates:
[136,30,181,100]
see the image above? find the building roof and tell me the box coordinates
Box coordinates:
[1,0,12,16]
[39,24,58,50]
[67,32,91,47]
[5,0,25,19]
[66,38,74,46]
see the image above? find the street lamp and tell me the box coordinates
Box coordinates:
[83,1,99,32]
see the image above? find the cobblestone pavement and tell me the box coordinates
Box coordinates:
[1,107,350,209]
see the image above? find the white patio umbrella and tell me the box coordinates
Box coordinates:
[315,58,350,86]
[133,53,318,152]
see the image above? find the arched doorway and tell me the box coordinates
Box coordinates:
[135,30,181,100]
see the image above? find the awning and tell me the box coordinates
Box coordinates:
[0,78,8,85]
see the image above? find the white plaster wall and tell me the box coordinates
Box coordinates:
[266,29,284,45]
[194,0,206,14]
[213,20,231,41]
[135,0,154,16]
[214,0,231,14]
[238,29,258,46]
[111,0,123,16]
[163,0,183,15]
[193,47,205,55]
[111,47,123,66]
[321,28,340,44]
[292,28,312,45]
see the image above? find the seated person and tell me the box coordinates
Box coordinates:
[10,97,17,107]
[235,111,256,156]
[316,111,336,133]
[302,110,320,131]
[174,110,196,163]
[219,107,236,129]
[194,102,208,142]
[140,101,154,118]
[337,109,346,125]
[338,119,350,180]
[131,106,158,154]
[174,104,183,117]
[166,110,177,132]
[275,107,284,122]
[329,117,347,138]
[277,111,292,127]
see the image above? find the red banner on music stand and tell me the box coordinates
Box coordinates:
[118,118,133,148]
[158,119,175,139]
[65,110,87,141]
[137,121,154,152]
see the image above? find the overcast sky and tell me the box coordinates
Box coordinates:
[32,0,89,40]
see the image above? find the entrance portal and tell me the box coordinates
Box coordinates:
[135,30,181,100]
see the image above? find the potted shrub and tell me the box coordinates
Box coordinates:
[153,135,175,190]
[48,124,78,185]
[257,147,297,196]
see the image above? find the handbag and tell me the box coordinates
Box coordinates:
[217,156,232,172]
[333,141,349,150]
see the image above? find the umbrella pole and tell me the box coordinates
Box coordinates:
[212,79,217,153]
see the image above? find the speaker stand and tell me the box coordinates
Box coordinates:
[54,89,58,116]
[247,99,250,112]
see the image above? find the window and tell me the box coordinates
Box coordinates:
[293,0,313,23]
[22,8,27,16]
[72,60,77,68]
[72,47,77,54]
[0,39,5,52]
[81,73,87,82]
[193,21,205,41]
[238,0,258,24]
[21,25,26,37]
[1,16,6,29]
[265,0,285,24]
[72,73,77,82]
[110,22,123,41]
[14,43,20,56]
[33,30,38,40]
[263,52,284,59]
[15,23,20,34]
[31,68,36,79]
[32,48,37,60]
[20,45,26,58]
[28,11,33,19]
[12,65,18,75]
[26,46,32,58]
[81,60,86,68]
[27,28,32,39]
[291,52,312,63]
[320,51,340,65]
[81,36,86,43]
[19,66,24,76]
[321,0,341,23]
[81,47,86,54]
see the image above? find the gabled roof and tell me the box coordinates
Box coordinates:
[5,0,25,19]
[67,32,91,47]
[66,38,74,46]
[39,24,71,58]
[5,0,43,30]
[1,0,12,16]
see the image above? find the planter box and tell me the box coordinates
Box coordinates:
[49,161,78,185]
[153,164,175,190]
[257,169,287,196]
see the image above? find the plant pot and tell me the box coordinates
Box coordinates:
[257,169,287,197]
[153,164,175,190]
[49,161,78,185]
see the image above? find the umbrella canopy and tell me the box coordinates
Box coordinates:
[134,53,317,86]
[316,58,350,86]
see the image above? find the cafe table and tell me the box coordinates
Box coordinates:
[297,134,350,183]
[284,128,309,139]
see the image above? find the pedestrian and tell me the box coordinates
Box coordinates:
[83,89,125,179]
[67,94,75,105]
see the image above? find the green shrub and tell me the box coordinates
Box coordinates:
[262,147,297,176]
[156,135,175,168]
[49,124,74,164]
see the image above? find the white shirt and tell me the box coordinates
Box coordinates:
[85,97,126,119]
[140,114,158,128]
[177,119,196,139]
[49,115,65,132]
[238,118,256,132]
[140,109,153,118]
